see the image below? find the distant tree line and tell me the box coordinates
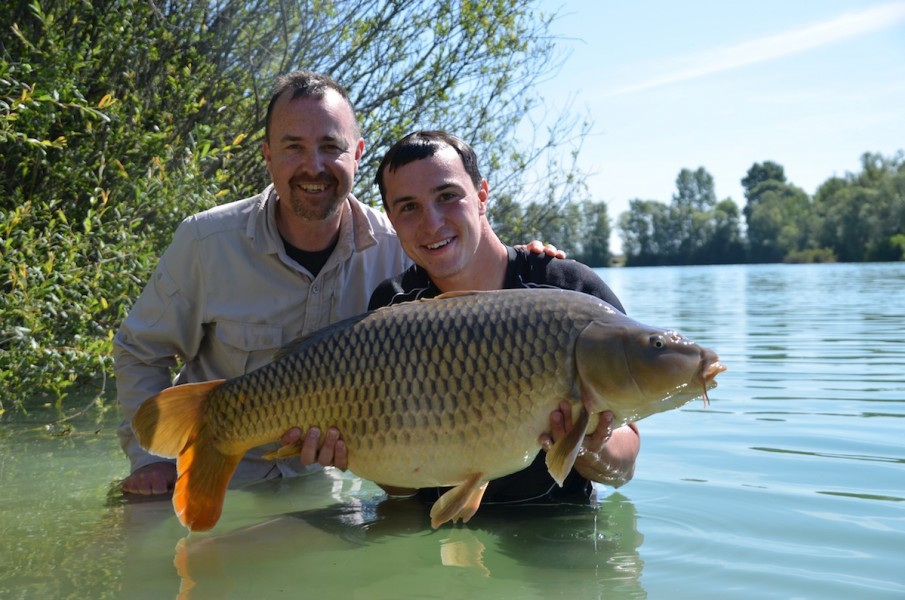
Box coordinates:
[617,152,905,266]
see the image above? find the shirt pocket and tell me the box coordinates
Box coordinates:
[213,320,283,375]
[133,265,181,328]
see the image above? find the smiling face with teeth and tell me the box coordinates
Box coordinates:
[383,144,508,291]
[263,88,364,241]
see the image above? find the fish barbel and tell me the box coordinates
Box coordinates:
[132,289,725,532]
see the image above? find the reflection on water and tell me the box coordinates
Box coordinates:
[155,476,645,600]
[2,263,904,599]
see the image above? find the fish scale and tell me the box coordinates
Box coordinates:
[132,288,725,531]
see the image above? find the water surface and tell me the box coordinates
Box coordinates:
[1,263,903,599]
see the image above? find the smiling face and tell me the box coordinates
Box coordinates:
[263,89,364,223]
[382,146,492,289]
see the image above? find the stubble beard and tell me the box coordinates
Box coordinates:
[287,187,345,222]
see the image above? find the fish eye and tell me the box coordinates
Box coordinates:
[650,335,666,350]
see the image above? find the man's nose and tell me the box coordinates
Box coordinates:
[421,202,444,230]
[297,149,324,175]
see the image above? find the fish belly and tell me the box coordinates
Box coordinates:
[345,393,564,488]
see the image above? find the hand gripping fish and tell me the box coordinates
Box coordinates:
[132,289,726,532]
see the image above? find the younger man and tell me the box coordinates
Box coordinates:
[369,130,640,504]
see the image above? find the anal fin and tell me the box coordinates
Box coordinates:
[429,473,489,528]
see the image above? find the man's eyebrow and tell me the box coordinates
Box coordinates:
[432,183,457,194]
[389,183,460,208]
[390,194,416,208]
[277,133,345,144]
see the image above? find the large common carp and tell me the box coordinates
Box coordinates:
[132,289,725,532]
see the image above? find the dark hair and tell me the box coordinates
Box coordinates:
[265,70,359,141]
[375,130,483,207]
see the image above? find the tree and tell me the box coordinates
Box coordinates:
[741,160,786,202]
[695,198,746,264]
[812,152,905,262]
[740,162,812,263]
[618,199,672,266]
[671,167,718,263]
[674,167,718,212]
[1,0,589,409]
[575,200,613,267]
[745,180,811,263]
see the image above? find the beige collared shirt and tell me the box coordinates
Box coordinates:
[115,185,410,483]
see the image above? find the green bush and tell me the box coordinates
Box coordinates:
[784,248,837,264]
[1,1,250,411]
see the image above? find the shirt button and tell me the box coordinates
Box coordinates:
[312,284,320,294]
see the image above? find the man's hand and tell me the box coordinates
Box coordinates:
[281,426,349,470]
[522,240,567,259]
[539,402,640,488]
[122,462,177,495]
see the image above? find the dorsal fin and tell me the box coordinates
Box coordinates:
[273,311,372,360]
[432,290,483,300]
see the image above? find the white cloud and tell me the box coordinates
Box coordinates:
[605,1,905,97]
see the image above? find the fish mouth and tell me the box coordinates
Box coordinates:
[696,349,727,407]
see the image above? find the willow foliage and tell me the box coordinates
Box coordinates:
[1,0,589,411]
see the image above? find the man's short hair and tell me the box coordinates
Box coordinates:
[265,70,359,140]
[375,130,483,207]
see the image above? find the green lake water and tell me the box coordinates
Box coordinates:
[1,262,903,599]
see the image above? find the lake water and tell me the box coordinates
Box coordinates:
[1,263,903,599]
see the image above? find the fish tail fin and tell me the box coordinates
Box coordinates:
[545,405,590,486]
[174,430,243,531]
[132,379,241,531]
[132,380,226,457]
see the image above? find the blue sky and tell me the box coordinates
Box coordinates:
[530,1,905,252]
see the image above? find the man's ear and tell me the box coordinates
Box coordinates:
[477,179,490,213]
[262,141,273,176]
[354,138,365,165]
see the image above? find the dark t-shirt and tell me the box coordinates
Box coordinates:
[368,246,625,505]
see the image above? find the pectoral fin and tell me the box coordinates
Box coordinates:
[545,405,590,486]
[429,473,489,528]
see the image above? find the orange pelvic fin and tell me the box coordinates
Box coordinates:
[429,473,489,528]
[545,405,590,486]
[262,439,304,461]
